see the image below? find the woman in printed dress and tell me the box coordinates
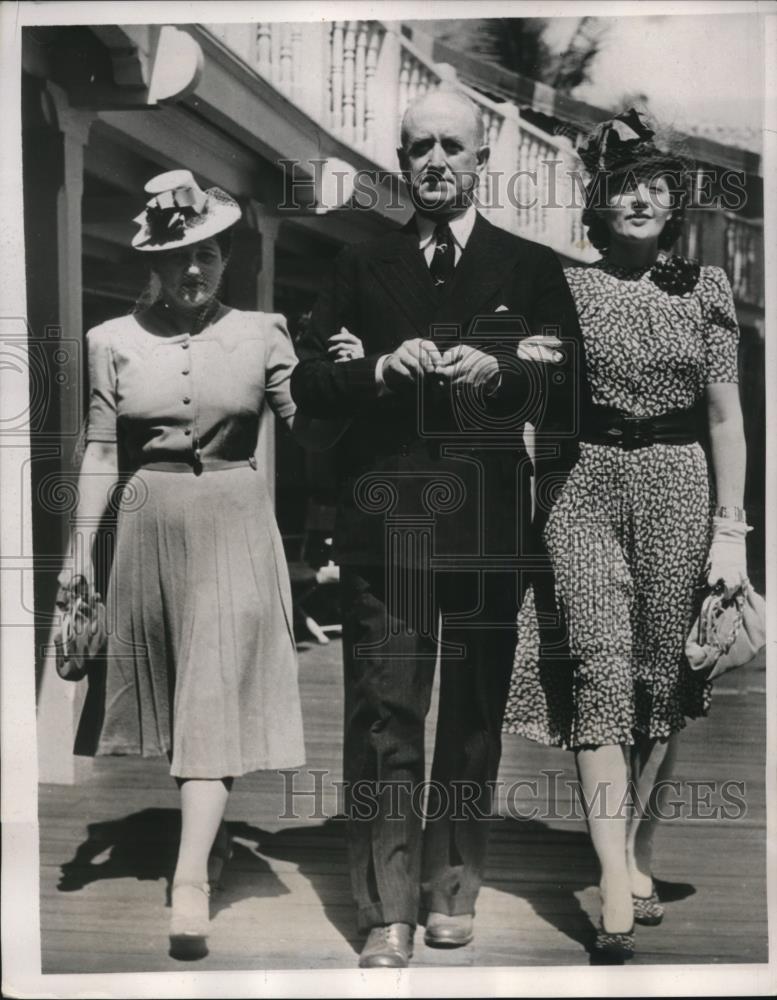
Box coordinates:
[57,170,321,959]
[503,111,750,961]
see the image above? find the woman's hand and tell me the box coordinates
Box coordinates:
[517,335,565,364]
[707,516,750,599]
[56,565,99,610]
[328,327,365,363]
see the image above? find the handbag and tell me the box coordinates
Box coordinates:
[54,576,107,682]
[685,579,766,681]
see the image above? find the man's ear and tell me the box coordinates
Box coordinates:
[397,146,409,174]
[476,145,490,172]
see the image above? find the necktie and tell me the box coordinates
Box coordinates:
[429,221,455,290]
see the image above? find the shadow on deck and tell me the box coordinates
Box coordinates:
[39,640,767,972]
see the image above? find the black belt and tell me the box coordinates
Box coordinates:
[581,407,700,450]
[139,457,258,473]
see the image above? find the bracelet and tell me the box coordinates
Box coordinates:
[714,505,747,523]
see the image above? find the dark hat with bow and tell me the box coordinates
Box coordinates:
[577,108,689,179]
[132,170,241,252]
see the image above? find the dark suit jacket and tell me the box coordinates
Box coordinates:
[291,213,588,567]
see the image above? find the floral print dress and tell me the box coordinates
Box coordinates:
[503,262,740,749]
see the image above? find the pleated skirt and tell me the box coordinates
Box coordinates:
[95,465,306,778]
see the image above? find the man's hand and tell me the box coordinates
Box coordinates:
[436,344,500,391]
[383,339,443,391]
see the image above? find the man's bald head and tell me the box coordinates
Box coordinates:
[400,88,486,151]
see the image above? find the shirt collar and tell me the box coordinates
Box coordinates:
[416,204,478,251]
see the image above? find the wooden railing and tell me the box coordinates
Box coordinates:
[203,20,595,262]
[203,20,762,281]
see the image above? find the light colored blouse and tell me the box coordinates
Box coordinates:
[85,308,297,467]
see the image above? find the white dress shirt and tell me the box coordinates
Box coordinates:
[415,203,478,267]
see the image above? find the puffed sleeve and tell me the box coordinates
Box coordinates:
[85,325,118,443]
[701,266,740,384]
[263,313,298,424]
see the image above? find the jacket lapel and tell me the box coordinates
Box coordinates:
[367,213,519,338]
[368,222,437,337]
[433,213,516,327]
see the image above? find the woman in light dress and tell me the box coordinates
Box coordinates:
[58,169,355,958]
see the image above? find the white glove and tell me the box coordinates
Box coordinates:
[707,516,751,599]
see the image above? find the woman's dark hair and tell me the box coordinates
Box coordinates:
[215,227,233,261]
[582,162,690,254]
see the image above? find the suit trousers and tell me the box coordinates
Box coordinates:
[341,561,521,931]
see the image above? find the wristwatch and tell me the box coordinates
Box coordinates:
[714,505,747,523]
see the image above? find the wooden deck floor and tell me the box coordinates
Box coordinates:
[39,639,768,973]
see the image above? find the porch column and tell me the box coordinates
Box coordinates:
[246,202,282,503]
[35,85,96,784]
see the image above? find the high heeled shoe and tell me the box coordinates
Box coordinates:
[632,881,664,926]
[169,881,210,960]
[592,922,635,964]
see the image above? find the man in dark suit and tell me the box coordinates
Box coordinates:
[290,89,586,967]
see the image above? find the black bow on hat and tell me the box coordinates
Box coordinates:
[578,108,665,175]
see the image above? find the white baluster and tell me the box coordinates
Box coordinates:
[271,23,282,86]
[330,21,345,133]
[256,23,271,79]
[543,140,553,245]
[354,21,368,148]
[516,132,529,235]
[342,20,357,144]
[364,24,382,155]
[484,102,518,233]
[487,111,499,148]
[398,52,410,119]
[279,23,293,93]
[290,23,304,101]
[476,108,492,215]
[528,139,540,239]
[408,59,420,107]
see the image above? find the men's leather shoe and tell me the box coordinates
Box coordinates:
[424,912,474,948]
[358,922,414,968]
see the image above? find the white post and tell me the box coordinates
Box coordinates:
[37,85,95,784]
[248,202,281,504]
